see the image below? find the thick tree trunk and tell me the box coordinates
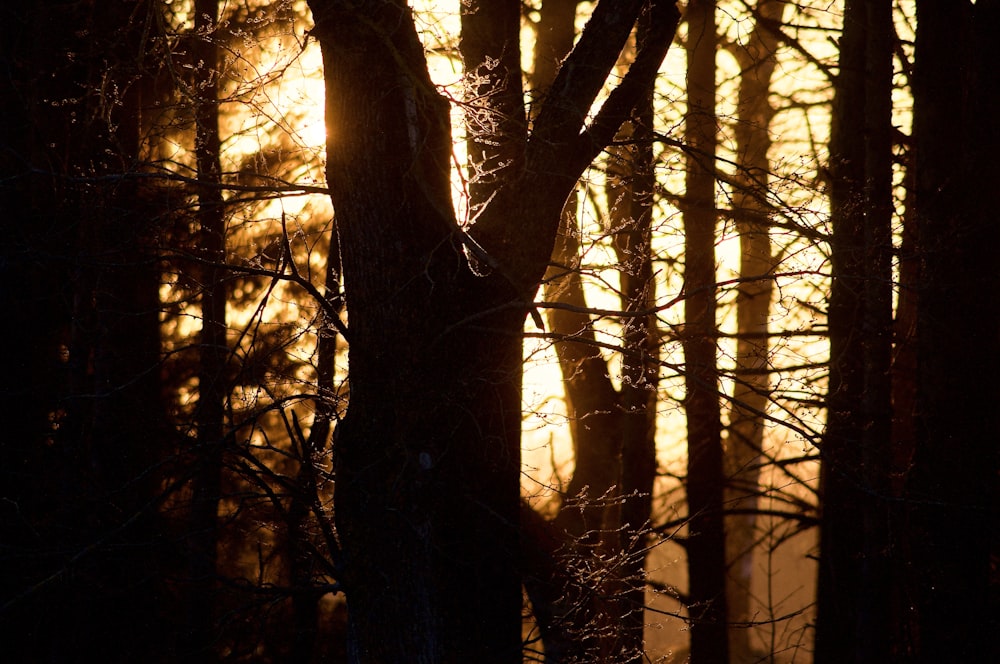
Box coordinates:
[908,1,999,660]
[308,1,679,659]
[815,2,894,661]
[310,4,525,660]
[683,1,729,661]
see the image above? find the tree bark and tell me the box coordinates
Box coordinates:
[314,7,525,656]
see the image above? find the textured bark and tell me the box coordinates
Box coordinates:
[312,8,524,659]
[682,1,729,661]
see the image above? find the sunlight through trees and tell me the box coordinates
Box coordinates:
[2,1,996,662]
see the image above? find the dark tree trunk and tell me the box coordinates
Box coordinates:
[460,0,525,206]
[288,235,344,664]
[317,11,525,650]
[815,1,895,661]
[533,6,619,661]
[311,5,529,661]
[1,1,173,660]
[188,0,228,658]
[907,1,1000,660]
[682,1,729,661]
[543,198,627,662]
[607,53,658,664]
[306,1,679,660]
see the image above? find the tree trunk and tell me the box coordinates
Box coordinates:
[310,4,526,660]
[907,1,999,660]
[683,1,729,661]
[725,3,785,659]
[528,4,659,660]
[815,1,894,661]
[288,235,344,664]
[188,0,228,657]
[533,5,621,660]
[608,78,658,664]
[307,1,680,659]
[543,198,626,661]
[1,1,172,659]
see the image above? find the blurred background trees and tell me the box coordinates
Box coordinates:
[1,1,995,662]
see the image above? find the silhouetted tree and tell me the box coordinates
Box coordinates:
[682,1,730,661]
[304,0,680,659]
[906,0,999,659]
[815,0,894,661]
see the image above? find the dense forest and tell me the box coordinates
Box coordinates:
[1,1,996,662]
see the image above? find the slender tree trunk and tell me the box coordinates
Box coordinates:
[891,136,919,655]
[907,2,999,660]
[815,1,894,661]
[542,199,625,661]
[683,1,729,661]
[534,2,622,552]
[857,5,894,659]
[189,1,228,657]
[460,0,525,206]
[609,100,658,664]
[605,25,659,656]
[529,5,659,660]
[815,1,866,657]
[725,3,785,659]
[532,5,621,660]
[288,237,344,663]
[547,200,625,544]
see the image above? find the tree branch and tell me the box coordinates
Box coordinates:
[570,0,682,174]
[528,0,648,155]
